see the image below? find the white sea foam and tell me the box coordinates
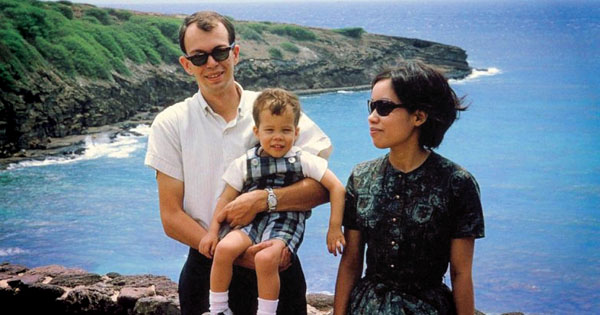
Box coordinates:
[337,90,355,94]
[0,247,27,256]
[6,124,150,170]
[450,67,501,84]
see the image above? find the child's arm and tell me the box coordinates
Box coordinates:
[319,169,346,256]
[198,184,240,258]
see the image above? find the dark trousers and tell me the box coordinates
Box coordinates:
[178,247,307,315]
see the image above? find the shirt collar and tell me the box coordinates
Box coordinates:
[196,82,245,118]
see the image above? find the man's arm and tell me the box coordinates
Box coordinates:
[450,237,476,315]
[222,177,328,227]
[156,171,207,249]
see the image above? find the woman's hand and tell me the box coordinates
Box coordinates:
[327,227,346,256]
[198,233,219,259]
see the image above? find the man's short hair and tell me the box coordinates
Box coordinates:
[253,88,302,127]
[372,60,467,149]
[178,11,235,54]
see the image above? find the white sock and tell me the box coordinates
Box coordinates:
[209,290,229,315]
[257,297,279,315]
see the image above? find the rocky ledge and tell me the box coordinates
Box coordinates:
[1,262,524,315]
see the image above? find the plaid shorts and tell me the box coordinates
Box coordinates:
[242,211,308,255]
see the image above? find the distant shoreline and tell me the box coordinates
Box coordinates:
[0,85,370,170]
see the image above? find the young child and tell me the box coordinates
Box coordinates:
[199,88,346,315]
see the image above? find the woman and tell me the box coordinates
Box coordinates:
[334,61,485,315]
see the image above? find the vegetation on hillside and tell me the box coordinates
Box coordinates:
[0,0,346,90]
[0,0,187,88]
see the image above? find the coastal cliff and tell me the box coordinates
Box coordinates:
[0,0,471,158]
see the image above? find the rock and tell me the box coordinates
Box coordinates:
[306,293,334,310]
[50,272,103,287]
[25,264,87,277]
[109,274,178,297]
[60,286,120,314]
[117,286,156,309]
[0,262,28,276]
[134,295,180,315]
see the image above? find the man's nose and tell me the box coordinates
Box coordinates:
[205,54,219,67]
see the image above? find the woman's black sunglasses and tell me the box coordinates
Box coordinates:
[367,99,410,116]
[185,42,235,66]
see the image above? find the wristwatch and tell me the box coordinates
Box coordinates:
[265,187,277,213]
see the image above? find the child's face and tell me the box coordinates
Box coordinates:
[253,108,299,158]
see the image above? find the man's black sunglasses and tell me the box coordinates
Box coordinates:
[185,42,235,66]
[367,99,411,116]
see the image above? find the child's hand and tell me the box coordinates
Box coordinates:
[327,228,346,256]
[199,233,219,259]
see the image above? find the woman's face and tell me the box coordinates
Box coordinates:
[368,79,420,150]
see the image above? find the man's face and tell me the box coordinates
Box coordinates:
[179,22,239,96]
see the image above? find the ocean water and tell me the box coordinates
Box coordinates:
[1,1,599,314]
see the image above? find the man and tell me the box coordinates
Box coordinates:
[144,11,331,315]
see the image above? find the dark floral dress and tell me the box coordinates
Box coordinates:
[343,152,485,315]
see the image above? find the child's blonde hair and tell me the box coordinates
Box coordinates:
[252,88,302,127]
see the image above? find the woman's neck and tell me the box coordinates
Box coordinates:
[388,144,430,173]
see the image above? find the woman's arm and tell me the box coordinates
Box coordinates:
[333,229,364,315]
[450,237,476,315]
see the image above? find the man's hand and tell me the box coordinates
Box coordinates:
[327,227,346,256]
[234,239,293,271]
[198,233,219,259]
[222,190,267,227]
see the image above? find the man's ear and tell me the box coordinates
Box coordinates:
[179,56,194,75]
[232,44,240,65]
[414,110,428,127]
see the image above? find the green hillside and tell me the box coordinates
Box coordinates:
[0,0,184,88]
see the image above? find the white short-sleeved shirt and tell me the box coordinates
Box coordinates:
[144,83,332,229]
[223,146,328,193]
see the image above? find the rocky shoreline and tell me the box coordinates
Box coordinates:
[0,84,373,170]
[1,262,523,315]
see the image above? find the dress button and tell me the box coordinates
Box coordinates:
[392,218,397,222]
[394,195,400,200]
[390,241,396,246]
[288,157,296,163]
[390,264,395,268]
[398,174,402,178]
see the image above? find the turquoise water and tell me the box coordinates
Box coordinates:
[1,1,599,313]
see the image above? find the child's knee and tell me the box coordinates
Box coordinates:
[254,242,285,272]
[214,240,239,262]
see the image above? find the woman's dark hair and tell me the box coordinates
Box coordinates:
[178,11,235,54]
[372,60,467,149]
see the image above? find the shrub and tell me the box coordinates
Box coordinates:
[3,6,50,40]
[333,27,365,39]
[245,22,269,34]
[268,47,283,59]
[280,42,299,53]
[34,37,75,75]
[268,25,316,41]
[108,9,132,21]
[84,8,111,25]
[237,25,262,41]
[60,34,112,79]
[53,4,73,19]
